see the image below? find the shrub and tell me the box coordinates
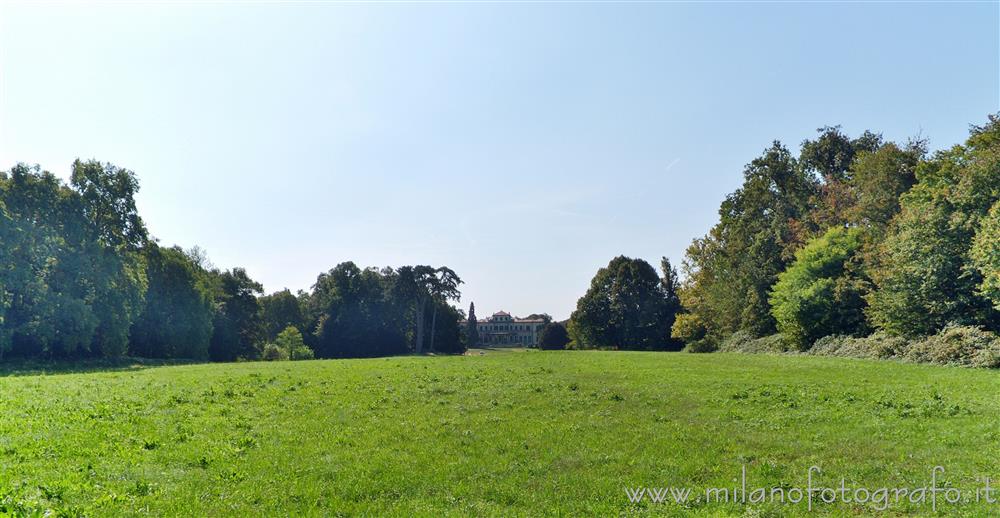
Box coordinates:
[717,330,756,353]
[810,333,908,360]
[683,339,716,353]
[261,343,288,361]
[718,332,792,354]
[673,314,713,352]
[261,326,315,361]
[906,324,1000,368]
[275,326,314,361]
[808,326,1000,369]
[292,345,314,361]
[865,333,912,359]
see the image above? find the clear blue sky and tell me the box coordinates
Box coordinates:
[1,2,997,320]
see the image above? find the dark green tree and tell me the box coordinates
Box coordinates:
[260,288,305,342]
[660,257,683,349]
[208,268,265,361]
[847,141,922,233]
[0,165,93,358]
[427,267,462,353]
[428,301,465,354]
[571,256,673,350]
[311,263,409,358]
[0,161,149,359]
[71,160,149,357]
[465,302,480,347]
[391,265,462,354]
[538,322,570,350]
[129,244,214,359]
[800,126,882,182]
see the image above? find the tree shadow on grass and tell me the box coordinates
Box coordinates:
[0,357,200,378]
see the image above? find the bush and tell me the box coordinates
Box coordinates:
[717,330,755,352]
[275,326,314,361]
[717,332,792,354]
[810,333,908,360]
[261,327,315,361]
[261,343,288,361]
[809,325,1000,369]
[906,324,1000,368]
[865,333,912,359]
[674,314,715,352]
[683,339,717,353]
[291,345,314,360]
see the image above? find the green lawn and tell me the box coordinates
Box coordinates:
[1,351,998,516]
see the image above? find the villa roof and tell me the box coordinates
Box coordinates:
[477,317,547,324]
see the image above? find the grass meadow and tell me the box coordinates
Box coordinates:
[0,350,998,516]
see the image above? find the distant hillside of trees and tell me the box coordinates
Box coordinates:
[567,114,1000,363]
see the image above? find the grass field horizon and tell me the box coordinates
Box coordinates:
[1,350,997,516]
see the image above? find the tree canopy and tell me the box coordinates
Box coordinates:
[770,227,867,349]
[4,114,998,363]
[867,117,1000,336]
[571,256,678,350]
[538,322,570,350]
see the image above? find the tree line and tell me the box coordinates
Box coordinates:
[0,161,467,361]
[5,114,997,360]
[567,115,1000,353]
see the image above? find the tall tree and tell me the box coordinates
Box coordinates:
[408,266,436,354]
[208,268,265,361]
[868,116,1000,336]
[847,141,922,233]
[677,143,816,344]
[311,263,409,358]
[129,244,214,359]
[0,161,149,359]
[427,267,462,353]
[71,159,149,357]
[0,165,93,358]
[571,256,673,350]
[799,126,883,233]
[393,265,462,354]
[538,322,570,350]
[428,301,465,354]
[660,257,682,349]
[972,201,1000,310]
[466,302,480,347]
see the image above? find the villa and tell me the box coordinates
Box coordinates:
[476,311,547,347]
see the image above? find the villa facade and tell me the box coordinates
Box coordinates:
[476,311,547,347]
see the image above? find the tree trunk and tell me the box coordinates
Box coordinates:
[415,296,426,354]
[429,303,438,353]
